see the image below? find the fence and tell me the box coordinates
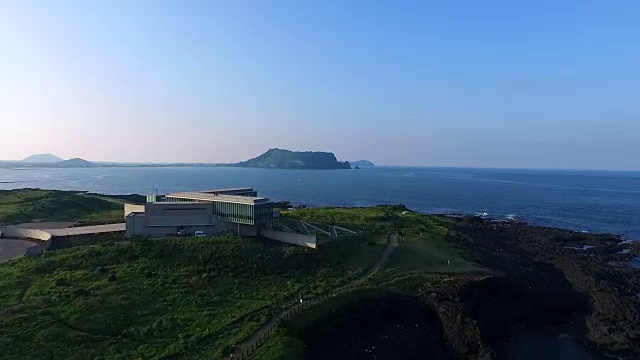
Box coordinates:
[233,282,374,359]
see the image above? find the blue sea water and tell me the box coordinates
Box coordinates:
[1,166,639,239]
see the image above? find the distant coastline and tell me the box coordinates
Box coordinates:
[1,149,356,170]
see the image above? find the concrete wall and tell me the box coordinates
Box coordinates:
[124,204,145,218]
[125,203,265,238]
[1,227,53,253]
[126,213,219,237]
[260,229,317,249]
[47,224,125,237]
[25,244,43,256]
[2,227,52,241]
[126,213,147,237]
[145,202,215,226]
[213,222,259,236]
[239,224,258,237]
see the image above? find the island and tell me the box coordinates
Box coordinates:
[55,158,96,167]
[1,154,97,168]
[350,159,375,167]
[229,148,351,169]
[21,153,64,163]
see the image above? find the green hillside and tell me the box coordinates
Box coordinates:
[0,233,385,359]
[231,149,351,169]
[0,189,123,225]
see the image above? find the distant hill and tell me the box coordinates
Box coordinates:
[55,158,95,167]
[350,160,375,167]
[21,153,63,163]
[230,149,351,169]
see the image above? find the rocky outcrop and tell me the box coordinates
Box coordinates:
[230,149,351,169]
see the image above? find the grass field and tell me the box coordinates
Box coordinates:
[0,232,385,359]
[0,202,482,359]
[286,206,482,280]
[0,189,125,226]
[251,206,483,359]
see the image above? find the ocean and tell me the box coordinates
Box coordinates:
[1,166,639,240]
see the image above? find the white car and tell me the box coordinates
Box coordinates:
[194,231,206,237]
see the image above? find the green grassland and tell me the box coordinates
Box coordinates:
[0,189,125,225]
[0,232,385,359]
[285,205,482,280]
[252,206,484,359]
[0,201,482,359]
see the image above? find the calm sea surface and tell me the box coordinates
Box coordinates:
[1,166,639,239]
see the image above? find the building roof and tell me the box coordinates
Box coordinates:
[166,191,271,205]
[200,188,255,194]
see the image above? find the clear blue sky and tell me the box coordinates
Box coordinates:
[1,0,638,169]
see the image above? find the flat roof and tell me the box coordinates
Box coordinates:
[149,201,210,205]
[200,188,255,193]
[166,192,271,205]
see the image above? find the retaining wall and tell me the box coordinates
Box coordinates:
[1,227,53,251]
[2,227,52,241]
[25,244,43,256]
[260,229,317,249]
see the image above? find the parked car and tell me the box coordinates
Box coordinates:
[194,231,206,237]
[177,229,187,236]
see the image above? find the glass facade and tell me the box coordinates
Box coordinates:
[164,196,273,225]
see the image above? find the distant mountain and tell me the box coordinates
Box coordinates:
[350,160,375,167]
[230,149,351,169]
[55,158,95,167]
[21,153,63,163]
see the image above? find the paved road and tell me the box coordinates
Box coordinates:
[227,233,398,359]
[45,223,125,236]
[9,222,77,230]
[0,239,38,263]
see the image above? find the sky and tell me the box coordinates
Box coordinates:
[1,1,639,170]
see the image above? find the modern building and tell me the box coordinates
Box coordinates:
[125,188,274,238]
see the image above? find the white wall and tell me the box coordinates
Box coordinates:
[124,204,145,218]
[1,227,52,253]
[260,229,317,249]
[2,227,52,241]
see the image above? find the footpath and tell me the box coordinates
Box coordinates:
[227,234,398,359]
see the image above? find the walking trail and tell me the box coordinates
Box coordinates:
[227,233,398,359]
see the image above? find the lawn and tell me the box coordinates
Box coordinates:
[0,232,385,359]
[0,189,125,225]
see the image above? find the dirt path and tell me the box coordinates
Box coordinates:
[227,234,398,359]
